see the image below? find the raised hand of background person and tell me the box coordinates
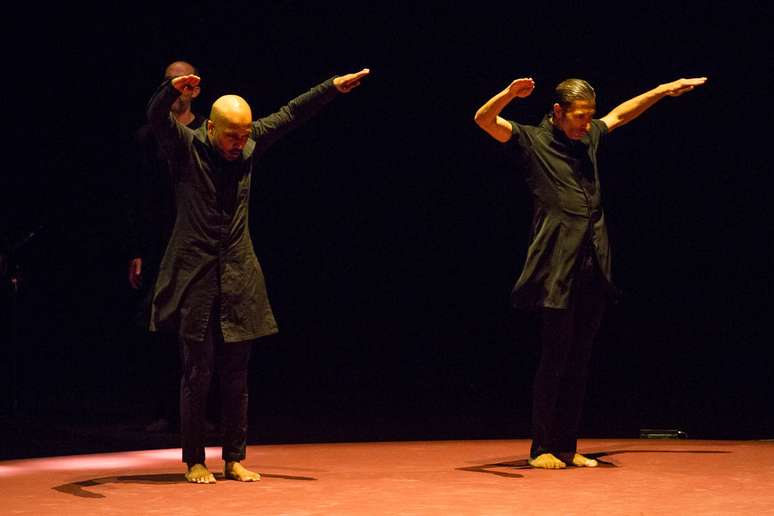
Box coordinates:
[333,68,371,93]
[171,74,201,93]
[128,257,143,289]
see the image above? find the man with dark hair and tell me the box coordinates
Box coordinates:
[147,67,369,483]
[127,60,207,434]
[474,75,706,469]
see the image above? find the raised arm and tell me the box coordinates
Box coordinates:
[146,75,201,151]
[599,77,707,133]
[252,68,370,153]
[474,78,535,142]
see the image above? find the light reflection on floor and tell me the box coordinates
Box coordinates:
[1,440,773,515]
[0,447,222,477]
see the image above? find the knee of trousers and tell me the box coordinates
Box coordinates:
[182,363,214,386]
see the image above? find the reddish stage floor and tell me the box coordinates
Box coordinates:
[2,439,773,515]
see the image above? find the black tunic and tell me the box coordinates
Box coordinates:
[127,115,207,267]
[505,116,616,309]
[147,78,338,342]
[126,115,207,328]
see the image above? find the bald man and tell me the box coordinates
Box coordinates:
[146,68,369,483]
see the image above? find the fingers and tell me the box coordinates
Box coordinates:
[343,68,370,86]
[510,77,535,94]
[671,85,694,96]
[685,77,708,86]
[340,68,369,84]
[128,259,142,289]
[335,68,370,93]
[666,76,707,96]
[171,74,201,92]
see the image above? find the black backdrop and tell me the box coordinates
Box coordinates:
[1,3,771,448]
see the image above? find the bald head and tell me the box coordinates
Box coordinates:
[207,95,253,161]
[165,61,197,79]
[209,95,252,126]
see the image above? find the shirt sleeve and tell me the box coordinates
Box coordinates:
[251,77,339,155]
[591,119,608,142]
[506,120,526,146]
[146,80,194,163]
[501,119,533,167]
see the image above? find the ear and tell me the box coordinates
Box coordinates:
[207,120,214,134]
[552,103,562,119]
[192,86,201,99]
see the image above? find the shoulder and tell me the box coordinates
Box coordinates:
[591,119,608,137]
[188,114,207,130]
[505,120,539,145]
[586,119,608,147]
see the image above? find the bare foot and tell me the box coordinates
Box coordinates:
[185,463,216,484]
[528,453,566,469]
[224,461,261,482]
[572,453,598,467]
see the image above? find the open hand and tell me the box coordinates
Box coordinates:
[663,77,707,97]
[171,74,201,93]
[334,68,370,93]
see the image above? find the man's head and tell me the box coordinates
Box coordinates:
[165,61,200,115]
[207,95,252,161]
[550,78,596,140]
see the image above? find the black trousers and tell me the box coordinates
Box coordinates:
[179,307,252,466]
[530,255,607,460]
[148,330,181,425]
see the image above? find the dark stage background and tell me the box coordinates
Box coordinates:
[1,3,771,458]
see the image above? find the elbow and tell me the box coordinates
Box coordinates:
[473,110,488,129]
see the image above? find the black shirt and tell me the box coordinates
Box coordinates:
[127,114,207,268]
[505,116,615,309]
[147,78,339,342]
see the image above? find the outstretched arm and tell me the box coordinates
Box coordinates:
[600,77,707,133]
[474,78,535,142]
[252,68,370,154]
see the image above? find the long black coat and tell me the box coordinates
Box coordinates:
[147,78,338,342]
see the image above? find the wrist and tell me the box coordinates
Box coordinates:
[655,83,671,97]
[504,87,520,100]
